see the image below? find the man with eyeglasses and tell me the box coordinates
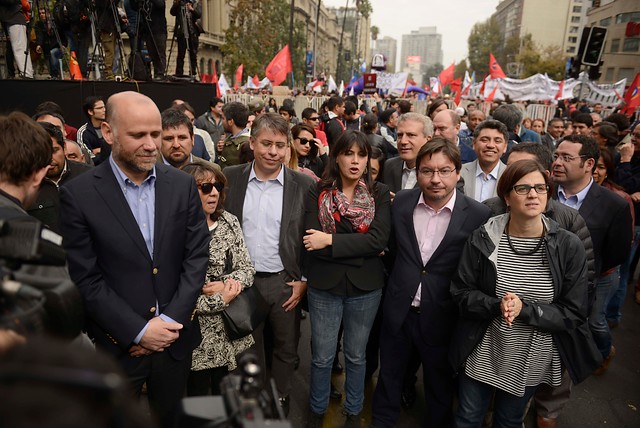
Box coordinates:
[224,113,315,416]
[460,120,509,202]
[552,134,632,378]
[302,107,328,148]
[373,137,491,428]
[77,96,109,165]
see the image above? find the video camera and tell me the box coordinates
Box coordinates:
[181,353,292,428]
[0,215,83,339]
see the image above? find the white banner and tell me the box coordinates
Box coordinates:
[373,71,408,95]
[463,73,625,106]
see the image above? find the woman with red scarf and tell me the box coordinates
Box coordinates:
[302,130,391,427]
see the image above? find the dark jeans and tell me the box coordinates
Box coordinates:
[176,35,198,76]
[187,367,230,396]
[455,373,537,428]
[144,29,167,77]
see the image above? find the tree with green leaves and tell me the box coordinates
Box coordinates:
[222,0,306,86]
[516,35,565,80]
[467,17,502,77]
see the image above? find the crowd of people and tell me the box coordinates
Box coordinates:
[0,0,201,80]
[0,89,639,428]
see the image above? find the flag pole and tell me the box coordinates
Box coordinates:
[289,0,295,88]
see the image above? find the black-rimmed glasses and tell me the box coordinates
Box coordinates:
[512,184,549,195]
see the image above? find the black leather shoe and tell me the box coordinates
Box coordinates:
[309,411,324,428]
[330,382,342,400]
[400,384,417,409]
[279,395,290,417]
[344,412,362,428]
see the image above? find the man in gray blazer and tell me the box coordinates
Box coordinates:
[223,113,315,414]
[460,119,509,202]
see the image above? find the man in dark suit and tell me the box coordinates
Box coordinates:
[372,138,491,428]
[433,109,477,164]
[383,112,433,195]
[224,113,315,414]
[552,134,631,372]
[60,91,210,428]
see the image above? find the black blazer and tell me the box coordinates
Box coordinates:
[224,163,315,280]
[574,182,632,275]
[303,182,391,291]
[59,162,210,359]
[383,188,491,346]
[382,157,408,194]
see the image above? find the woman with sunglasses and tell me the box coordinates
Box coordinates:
[450,159,599,428]
[181,161,256,396]
[303,130,391,426]
[292,123,328,178]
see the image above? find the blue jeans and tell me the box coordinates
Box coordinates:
[589,267,620,358]
[606,226,640,323]
[455,373,538,428]
[307,287,381,415]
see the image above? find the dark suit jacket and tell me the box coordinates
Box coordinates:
[382,157,408,193]
[383,188,491,346]
[573,183,632,275]
[59,162,210,360]
[224,163,315,280]
[303,182,391,291]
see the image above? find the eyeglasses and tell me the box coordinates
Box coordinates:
[198,182,224,194]
[418,168,454,178]
[512,184,549,195]
[308,117,320,121]
[552,153,587,163]
[297,138,312,146]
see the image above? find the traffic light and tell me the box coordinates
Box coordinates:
[567,57,581,79]
[588,62,603,81]
[582,26,607,66]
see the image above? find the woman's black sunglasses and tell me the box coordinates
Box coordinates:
[198,182,224,194]
[298,138,312,146]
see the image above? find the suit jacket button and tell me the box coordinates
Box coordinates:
[153,268,158,274]
[422,270,426,275]
[150,307,156,313]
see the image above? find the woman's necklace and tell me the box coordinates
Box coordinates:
[505,221,545,256]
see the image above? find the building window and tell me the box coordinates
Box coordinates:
[566,46,575,54]
[615,12,640,24]
[605,68,614,81]
[573,6,581,13]
[611,38,620,52]
[599,17,611,27]
[619,68,636,81]
[623,38,640,52]
[568,36,577,43]
[571,16,581,23]
[570,26,579,33]
[207,59,213,75]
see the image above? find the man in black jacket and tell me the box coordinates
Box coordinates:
[169,0,201,78]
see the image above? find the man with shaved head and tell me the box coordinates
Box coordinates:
[60,91,210,428]
[433,109,477,164]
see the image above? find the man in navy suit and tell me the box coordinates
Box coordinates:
[60,91,210,428]
[372,137,491,428]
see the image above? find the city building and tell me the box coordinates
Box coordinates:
[586,0,640,83]
[374,36,398,72]
[326,5,372,81]
[492,0,587,57]
[400,26,443,75]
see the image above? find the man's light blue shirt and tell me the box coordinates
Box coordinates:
[557,178,594,211]
[242,163,285,273]
[109,156,176,345]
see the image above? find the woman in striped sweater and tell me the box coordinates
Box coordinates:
[450,159,600,428]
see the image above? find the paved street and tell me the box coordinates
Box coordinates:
[288,284,640,428]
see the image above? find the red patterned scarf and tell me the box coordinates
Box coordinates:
[318,180,375,234]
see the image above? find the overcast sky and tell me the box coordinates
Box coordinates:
[323,0,501,69]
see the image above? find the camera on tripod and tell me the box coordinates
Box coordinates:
[181,353,292,428]
[0,216,83,339]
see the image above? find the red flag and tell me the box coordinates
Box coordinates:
[252,75,260,87]
[266,45,293,86]
[438,62,455,87]
[212,63,220,97]
[554,80,565,100]
[450,77,462,94]
[622,73,640,116]
[234,64,243,90]
[489,53,506,79]
[486,83,499,102]
[479,74,488,95]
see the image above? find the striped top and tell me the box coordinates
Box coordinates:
[465,233,562,397]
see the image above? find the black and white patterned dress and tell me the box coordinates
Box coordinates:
[191,210,255,372]
[464,233,563,397]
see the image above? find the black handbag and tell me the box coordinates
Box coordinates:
[221,285,269,340]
